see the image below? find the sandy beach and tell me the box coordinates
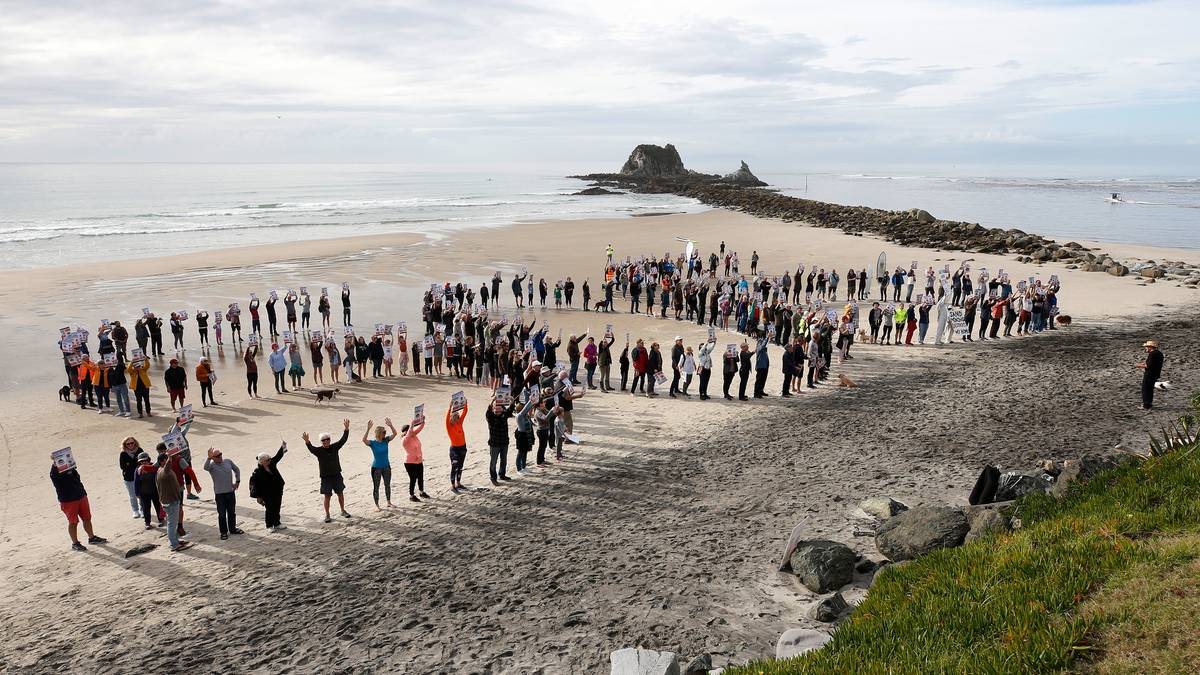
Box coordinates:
[0,208,1196,673]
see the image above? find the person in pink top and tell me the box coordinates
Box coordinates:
[401,417,429,502]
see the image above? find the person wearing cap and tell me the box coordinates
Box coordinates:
[51,461,107,552]
[249,441,289,531]
[163,358,187,411]
[668,337,685,398]
[203,447,243,540]
[155,454,191,552]
[1136,340,1165,410]
[133,451,166,529]
[302,419,352,522]
[196,357,218,407]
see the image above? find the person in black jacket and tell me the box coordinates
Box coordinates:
[148,315,164,356]
[646,342,663,397]
[618,341,630,391]
[781,343,797,397]
[369,336,385,378]
[249,442,288,530]
[303,419,352,523]
[737,342,752,401]
[668,337,685,398]
[51,464,106,551]
[164,358,187,411]
[485,398,515,485]
[1137,340,1165,410]
[341,284,352,326]
[722,345,738,400]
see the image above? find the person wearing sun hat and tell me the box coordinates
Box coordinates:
[1135,340,1164,410]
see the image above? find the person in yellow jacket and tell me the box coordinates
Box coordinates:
[127,357,153,417]
[892,304,908,345]
[195,357,218,407]
[76,358,98,409]
[89,359,112,413]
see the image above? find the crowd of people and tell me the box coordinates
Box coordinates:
[50,242,1068,551]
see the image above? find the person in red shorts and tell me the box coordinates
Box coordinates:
[50,464,106,552]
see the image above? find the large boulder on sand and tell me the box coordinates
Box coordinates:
[620,144,687,177]
[789,540,856,593]
[776,629,833,660]
[807,592,850,623]
[875,506,969,562]
[610,648,680,675]
[1107,264,1129,277]
[909,209,936,224]
[859,497,909,520]
[964,507,1010,544]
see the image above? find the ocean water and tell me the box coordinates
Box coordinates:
[766,172,1200,251]
[2,165,1197,269]
[0,164,705,269]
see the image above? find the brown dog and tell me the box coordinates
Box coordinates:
[314,388,341,403]
[837,373,858,388]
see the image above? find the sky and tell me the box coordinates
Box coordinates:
[1,0,1197,175]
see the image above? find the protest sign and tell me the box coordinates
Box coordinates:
[605,323,613,336]
[322,287,329,297]
[450,390,467,412]
[653,371,667,385]
[343,327,354,338]
[178,404,194,425]
[67,352,83,367]
[282,331,294,345]
[131,348,146,365]
[495,386,512,406]
[162,430,186,456]
[299,286,307,295]
[707,326,716,341]
[413,404,425,424]
[726,343,738,357]
[269,290,278,301]
[52,447,76,473]
[342,282,349,291]
[142,307,151,317]
[102,352,117,367]
[248,333,260,346]
[397,322,407,335]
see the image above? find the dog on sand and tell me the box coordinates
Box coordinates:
[314,388,341,403]
[837,373,858,388]
[59,385,72,402]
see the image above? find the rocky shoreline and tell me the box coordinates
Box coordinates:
[575,144,1200,287]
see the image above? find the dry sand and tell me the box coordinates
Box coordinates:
[0,209,1195,672]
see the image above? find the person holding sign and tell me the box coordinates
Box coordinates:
[318,291,331,329]
[485,396,515,485]
[303,419,353,523]
[401,413,429,501]
[362,418,399,510]
[50,455,107,552]
[196,357,218,407]
[341,283,352,326]
[1136,340,1165,410]
[268,343,289,394]
[446,396,470,492]
[697,336,716,400]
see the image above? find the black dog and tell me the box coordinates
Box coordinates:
[314,388,341,403]
[59,386,72,402]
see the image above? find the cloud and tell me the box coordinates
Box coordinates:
[0,0,1197,174]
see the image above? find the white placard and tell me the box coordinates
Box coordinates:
[450,390,467,412]
[178,404,194,425]
[52,447,76,473]
[162,430,186,456]
[413,404,425,424]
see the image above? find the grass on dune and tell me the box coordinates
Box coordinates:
[728,439,1200,675]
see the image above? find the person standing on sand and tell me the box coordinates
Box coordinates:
[446,400,470,492]
[485,396,515,486]
[119,437,144,518]
[244,344,260,397]
[341,284,352,326]
[203,447,243,540]
[154,455,191,552]
[164,358,187,411]
[737,341,752,401]
[362,418,398,510]
[249,297,262,336]
[753,335,770,398]
[134,452,165,529]
[303,419,353,522]
[319,291,331,329]
[196,357,217,407]
[1136,340,1164,410]
[49,460,107,553]
[249,441,288,531]
[401,417,429,501]
[646,342,662,397]
[268,342,288,393]
[266,294,279,337]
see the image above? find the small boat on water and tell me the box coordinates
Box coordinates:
[1105,192,1125,204]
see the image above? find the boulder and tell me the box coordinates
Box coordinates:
[1139,267,1164,279]
[994,471,1052,501]
[875,506,969,562]
[682,654,711,675]
[1049,451,1136,498]
[909,209,936,224]
[807,592,849,623]
[575,187,621,196]
[620,144,687,177]
[1031,248,1053,261]
[610,648,680,675]
[775,629,833,660]
[1106,264,1129,277]
[789,540,857,593]
[965,508,1010,544]
[859,497,909,520]
[721,160,767,186]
